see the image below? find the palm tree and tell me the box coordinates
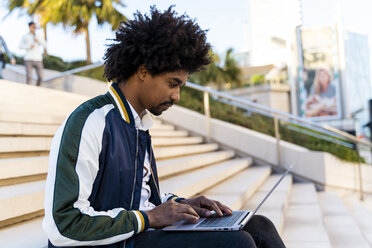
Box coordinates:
[221,48,242,88]
[6,0,127,64]
[190,48,242,91]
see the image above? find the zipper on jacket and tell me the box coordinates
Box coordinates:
[149,144,161,201]
[129,129,139,210]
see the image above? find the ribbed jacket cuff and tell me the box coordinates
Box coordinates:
[132,210,149,233]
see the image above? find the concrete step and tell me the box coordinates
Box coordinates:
[154,143,219,159]
[152,136,203,147]
[343,195,372,246]
[0,122,58,136]
[282,184,332,248]
[0,110,65,125]
[160,158,252,198]
[152,119,162,126]
[0,156,49,186]
[149,129,189,137]
[0,101,73,118]
[157,150,235,179]
[202,165,271,210]
[0,137,52,153]
[151,123,175,130]
[242,174,293,233]
[0,180,45,228]
[0,80,86,115]
[0,217,48,248]
[318,192,370,248]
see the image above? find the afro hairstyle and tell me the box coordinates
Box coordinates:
[103,6,211,83]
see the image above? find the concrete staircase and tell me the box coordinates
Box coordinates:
[1,80,372,248]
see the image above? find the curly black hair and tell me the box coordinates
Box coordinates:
[103,6,211,83]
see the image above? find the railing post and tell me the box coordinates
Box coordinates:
[355,143,364,201]
[203,91,211,142]
[274,115,281,167]
[63,75,72,92]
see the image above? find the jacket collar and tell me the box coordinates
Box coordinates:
[108,83,135,125]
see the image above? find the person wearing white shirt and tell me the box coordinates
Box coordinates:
[0,35,16,79]
[19,21,46,86]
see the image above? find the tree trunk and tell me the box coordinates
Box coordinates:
[43,23,48,55]
[83,25,92,64]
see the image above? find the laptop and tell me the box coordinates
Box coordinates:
[163,165,293,231]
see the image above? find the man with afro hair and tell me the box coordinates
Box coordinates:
[43,6,285,248]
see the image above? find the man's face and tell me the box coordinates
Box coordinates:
[139,70,188,116]
[29,24,36,33]
[318,69,330,88]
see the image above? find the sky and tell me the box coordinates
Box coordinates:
[1,0,372,62]
[0,0,249,62]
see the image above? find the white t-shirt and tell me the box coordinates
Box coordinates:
[19,32,46,61]
[126,100,156,211]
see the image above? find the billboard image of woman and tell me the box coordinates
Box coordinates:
[305,67,337,117]
[296,26,341,120]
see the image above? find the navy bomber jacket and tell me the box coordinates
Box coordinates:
[43,83,182,248]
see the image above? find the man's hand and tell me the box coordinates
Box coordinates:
[10,59,16,65]
[179,196,232,218]
[146,200,199,228]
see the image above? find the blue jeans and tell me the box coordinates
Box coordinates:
[0,61,3,79]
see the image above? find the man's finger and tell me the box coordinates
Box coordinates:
[215,201,232,216]
[178,203,200,218]
[179,213,199,223]
[200,197,223,216]
[191,205,213,218]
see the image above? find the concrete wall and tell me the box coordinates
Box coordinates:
[3,65,108,98]
[226,83,290,113]
[160,105,372,193]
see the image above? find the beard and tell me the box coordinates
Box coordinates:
[148,101,174,116]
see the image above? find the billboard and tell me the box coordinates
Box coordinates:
[296,26,342,120]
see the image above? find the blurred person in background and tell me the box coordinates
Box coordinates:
[0,35,16,79]
[19,21,46,86]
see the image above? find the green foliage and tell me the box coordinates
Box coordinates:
[178,87,363,163]
[42,55,70,71]
[189,48,242,90]
[41,55,106,81]
[76,66,105,81]
[250,74,265,85]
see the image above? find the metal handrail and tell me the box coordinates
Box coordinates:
[5,63,368,199]
[5,64,38,80]
[43,62,103,82]
[186,81,372,148]
[186,81,367,201]
[5,62,103,83]
[7,63,370,149]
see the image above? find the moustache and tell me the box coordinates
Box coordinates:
[160,101,174,107]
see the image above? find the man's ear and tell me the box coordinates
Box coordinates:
[137,65,148,81]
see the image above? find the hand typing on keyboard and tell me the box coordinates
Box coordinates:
[178,196,232,218]
[209,210,228,218]
[197,212,244,227]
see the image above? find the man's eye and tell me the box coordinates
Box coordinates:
[169,82,178,88]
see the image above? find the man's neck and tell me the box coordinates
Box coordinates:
[117,79,145,115]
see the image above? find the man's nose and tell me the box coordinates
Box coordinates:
[170,88,180,103]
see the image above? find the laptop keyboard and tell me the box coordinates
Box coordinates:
[196,211,246,228]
